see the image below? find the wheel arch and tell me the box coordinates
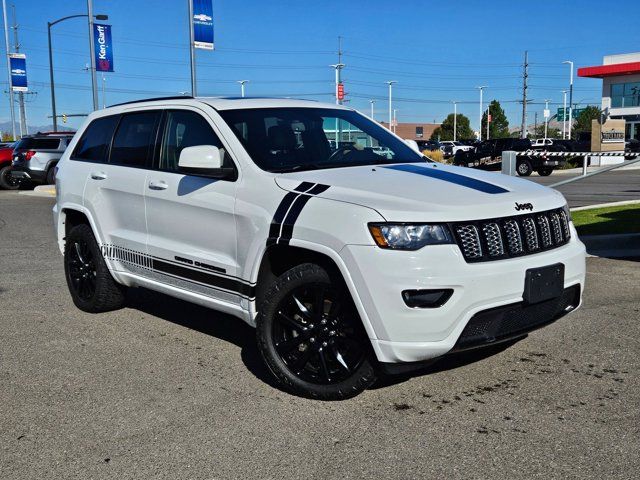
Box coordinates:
[252,240,380,346]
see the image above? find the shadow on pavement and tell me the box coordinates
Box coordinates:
[125,287,527,394]
[125,287,282,391]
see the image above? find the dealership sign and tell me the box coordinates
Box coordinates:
[601,128,624,143]
[193,0,214,50]
[9,53,27,92]
[93,24,114,72]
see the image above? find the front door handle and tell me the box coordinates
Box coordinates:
[90,171,107,180]
[148,180,168,191]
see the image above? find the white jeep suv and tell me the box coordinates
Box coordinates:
[54,97,586,400]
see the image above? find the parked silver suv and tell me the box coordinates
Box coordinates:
[10,133,74,185]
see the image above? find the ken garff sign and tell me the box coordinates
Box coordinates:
[9,53,27,92]
[192,0,214,50]
[93,23,114,72]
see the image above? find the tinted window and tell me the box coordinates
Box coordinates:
[159,110,224,171]
[15,138,62,150]
[110,111,160,167]
[72,115,120,162]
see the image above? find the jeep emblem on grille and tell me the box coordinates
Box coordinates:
[515,202,534,211]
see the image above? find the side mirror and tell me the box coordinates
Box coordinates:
[178,145,235,179]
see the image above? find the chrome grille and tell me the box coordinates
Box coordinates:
[503,219,523,254]
[454,225,483,259]
[452,207,571,263]
[482,223,504,257]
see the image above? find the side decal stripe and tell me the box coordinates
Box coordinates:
[383,164,509,194]
[151,258,256,298]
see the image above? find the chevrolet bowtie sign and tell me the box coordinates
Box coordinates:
[193,0,214,50]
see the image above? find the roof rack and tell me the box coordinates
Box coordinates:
[108,95,195,108]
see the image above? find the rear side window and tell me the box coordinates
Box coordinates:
[72,116,120,162]
[109,111,160,167]
[15,138,61,150]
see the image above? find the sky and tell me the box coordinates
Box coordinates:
[1,0,639,133]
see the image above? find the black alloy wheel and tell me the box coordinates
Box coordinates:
[66,238,97,301]
[272,284,366,385]
[0,165,20,190]
[257,263,376,400]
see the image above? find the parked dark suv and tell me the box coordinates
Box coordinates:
[10,133,75,185]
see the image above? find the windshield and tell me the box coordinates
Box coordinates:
[218,107,426,173]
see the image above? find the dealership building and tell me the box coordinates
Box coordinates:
[578,52,640,140]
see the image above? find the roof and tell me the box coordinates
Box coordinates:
[109,96,349,111]
[577,61,640,78]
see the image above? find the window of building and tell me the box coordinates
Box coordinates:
[159,110,225,171]
[611,81,640,108]
[415,126,424,138]
[109,111,160,167]
[72,115,120,162]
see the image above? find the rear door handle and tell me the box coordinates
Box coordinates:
[148,180,168,191]
[90,171,107,180]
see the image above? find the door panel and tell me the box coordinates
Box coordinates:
[144,108,242,303]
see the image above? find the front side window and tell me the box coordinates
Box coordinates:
[72,115,120,162]
[109,111,160,167]
[219,107,424,173]
[159,110,225,171]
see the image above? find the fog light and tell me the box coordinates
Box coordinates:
[402,289,453,308]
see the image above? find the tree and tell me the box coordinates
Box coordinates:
[430,113,474,141]
[574,105,601,133]
[532,124,562,139]
[481,100,509,139]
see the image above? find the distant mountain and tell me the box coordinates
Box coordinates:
[0,121,75,137]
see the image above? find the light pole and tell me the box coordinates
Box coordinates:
[452,101,458,142]
[476,86,487,141]
[563,60,574,140]
[48,12,107,131]
[562,90,568,139]
[544,99,550,139]
[188,0,196,96]
[369,99,375,120]
[2,0,16,140]
[330,63,345,105]
[386,81,396,132]
[486,105,490,140]
[393,109,398,134]
[237,80,248,97]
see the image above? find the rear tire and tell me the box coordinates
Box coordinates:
[64,224,125,312]
[516,159,532,176]
[536,167,553,176]
[46,165,56,185]
[0,165,20,190]
[256,263,376,400]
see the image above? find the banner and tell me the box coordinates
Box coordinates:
[93,23,114,72]
[9,53,27,92]
[192,0,214,50]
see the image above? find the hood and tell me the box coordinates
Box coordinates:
[274,162,566,222]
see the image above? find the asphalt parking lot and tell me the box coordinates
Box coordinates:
[1,191,639,479]
[527,168,640,208]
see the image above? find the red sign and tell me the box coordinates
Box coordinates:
[337,82,345,101]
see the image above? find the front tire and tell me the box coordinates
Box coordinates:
[516,159,532,176]
[0,165,20,190]
[536,167,553,176]
[64,224,125,312]
[256,263,376,400]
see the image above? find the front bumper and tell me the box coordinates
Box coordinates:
[341,227,586,364]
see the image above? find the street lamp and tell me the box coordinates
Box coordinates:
[48,12,108,131]
[563,60,574,139]
[544,99,550,139]
[386,81,397,132]
[237,80,249,98]
[452,101,457,141]
[561,90,568,139]
[476,86,487,141]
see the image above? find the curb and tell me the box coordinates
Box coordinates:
[19,185,56,198]
[579,233,640,259]
[571,199,640,211]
